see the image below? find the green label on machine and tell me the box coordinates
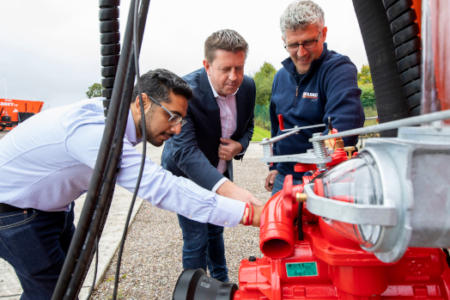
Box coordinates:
[285,262,318,277]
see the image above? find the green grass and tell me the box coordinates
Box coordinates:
[364,106,378,127]
[251,126,271,142]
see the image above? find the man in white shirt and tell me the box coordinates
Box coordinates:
[0,68,261,299]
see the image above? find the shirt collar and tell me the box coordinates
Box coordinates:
[126,110,140,146]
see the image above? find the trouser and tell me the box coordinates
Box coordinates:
[177,214,229,282]
[0,203,75,300]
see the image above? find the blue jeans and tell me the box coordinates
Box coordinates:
[272,173,303,195]
[177,214,228,282]
[0,205,75,300]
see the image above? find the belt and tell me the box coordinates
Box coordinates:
[0,203,26,213]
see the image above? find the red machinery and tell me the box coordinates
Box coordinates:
[0,98,44,131]
[235,155,450,299]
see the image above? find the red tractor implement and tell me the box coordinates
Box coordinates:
[0,98,44,131]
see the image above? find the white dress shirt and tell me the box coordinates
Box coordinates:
[0,99,244,227]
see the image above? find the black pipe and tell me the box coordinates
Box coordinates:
[112,1,151,298]
[67,28,146,296]
[65,2,150,298]
[92,2,122,290]
[51,1,145,298]
[100,0,121,116]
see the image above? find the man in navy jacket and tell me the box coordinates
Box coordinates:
[265,0,365,194]
[162,29,260,282]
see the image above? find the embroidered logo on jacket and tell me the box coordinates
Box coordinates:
[302,92,319,99]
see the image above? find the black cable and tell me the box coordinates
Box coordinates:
[53,3,135,294]
[112,0,150,298]
[86,238,100,299]
[52,1,146,298]
[68,2,150,294]
[53,0,151,297]
[86,1,122,291]
[87,0,150,297]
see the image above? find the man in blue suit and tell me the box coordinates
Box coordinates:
[162,29,260,282]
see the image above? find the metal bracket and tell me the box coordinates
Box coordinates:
[304,184,398,226]
[260,150,330,164]
[260,123,326,165]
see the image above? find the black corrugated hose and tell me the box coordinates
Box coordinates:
[100,0,121,115]
[51,0,150,299]
[112,0,150,298]
[352,0,421,136]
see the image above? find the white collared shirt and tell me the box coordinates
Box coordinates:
[0,99,244,227]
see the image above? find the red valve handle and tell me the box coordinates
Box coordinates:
[277,114,285,131]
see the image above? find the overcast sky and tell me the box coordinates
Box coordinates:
[0,0,368,110]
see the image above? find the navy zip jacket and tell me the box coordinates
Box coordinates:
[270,43,365,179]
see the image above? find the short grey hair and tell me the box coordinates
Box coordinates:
[204,29,248,63]
[280,0,325,38]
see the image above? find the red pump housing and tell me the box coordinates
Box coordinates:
[234,177,450,299]
[233,149,450,299]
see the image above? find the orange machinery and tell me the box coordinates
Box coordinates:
[0,98,44,131]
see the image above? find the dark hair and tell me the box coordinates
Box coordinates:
[131,68,192,103]
[204,29,248,63]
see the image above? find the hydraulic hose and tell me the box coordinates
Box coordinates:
[51,0,133,297]
[352,0,421,136]
[92,3,123,290]
[51,0,150,298]
[100,0,121,116]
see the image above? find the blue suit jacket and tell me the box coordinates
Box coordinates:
[162,68,255,190]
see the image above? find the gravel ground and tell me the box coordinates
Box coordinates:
[91,144,272,299]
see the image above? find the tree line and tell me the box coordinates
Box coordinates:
[86,63,375,130]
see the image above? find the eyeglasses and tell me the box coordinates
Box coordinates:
[284,31,322,52]
[148,95,186,127]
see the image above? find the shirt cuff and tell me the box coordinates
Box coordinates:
[208,194,246,227]
[211,177,229,193]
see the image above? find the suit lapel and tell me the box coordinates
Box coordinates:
[199,69,221,136]
[234,84,247,137]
